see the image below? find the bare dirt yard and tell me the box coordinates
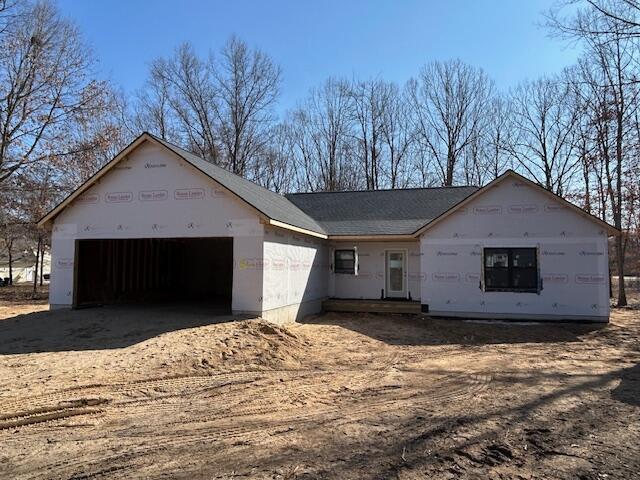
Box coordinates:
[0,285,639,479]
[0,284,49,318]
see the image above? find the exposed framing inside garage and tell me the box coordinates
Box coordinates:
[73,237,233,308]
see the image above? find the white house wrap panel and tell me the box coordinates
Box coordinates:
[329,242,421,300]
[420,177,610,321]
[49,142,264,313]
[261,226,329,323]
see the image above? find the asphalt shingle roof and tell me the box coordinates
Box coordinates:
[41,133,616,237]
[154,134,478,237]
[285,187,479,236]
[151,135,327,235]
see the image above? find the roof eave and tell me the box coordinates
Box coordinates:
[268,219,327,239]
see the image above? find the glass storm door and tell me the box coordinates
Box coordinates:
[385,250,407,298]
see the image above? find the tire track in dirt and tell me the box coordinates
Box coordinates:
[0,343,405,414]
[0,398,111,431]
[9,369,492,480]
[0,373,259,410]
[0,407,104,431]
[1,333,492,480]
[2,369,395,428]
[0,356,408,418]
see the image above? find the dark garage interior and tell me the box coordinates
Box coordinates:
[75,237,233,308]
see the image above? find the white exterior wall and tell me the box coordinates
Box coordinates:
[421,177,610,321]
[49,142,264,314]
[261,226,329,324]
[329,241,421,300]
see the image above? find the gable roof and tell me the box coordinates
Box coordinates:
[38,133,618,239]
[148,134,327,236]
[38,132,328,238]
[286,186,478,236]
[413,169,619,236]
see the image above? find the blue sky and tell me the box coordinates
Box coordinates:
[57,0,580,112]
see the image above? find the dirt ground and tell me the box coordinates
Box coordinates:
[0,285,638,479]
[0,284,49,318]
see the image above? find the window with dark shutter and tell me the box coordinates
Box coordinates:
[484,248,538,292]
[334,250,356,274]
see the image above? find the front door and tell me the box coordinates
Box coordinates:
[385,250,407,298]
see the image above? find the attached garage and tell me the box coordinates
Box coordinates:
[38,132,329,322]
[74,238,232,308]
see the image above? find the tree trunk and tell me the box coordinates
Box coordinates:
[446,150,455,186]
[614,41,627,307]
[33,235,42,296]
[582,148,591,213]
[7,238,13,286]
[39,246,45,286]
[615,102,627,306]
[608,261,613,299]
[615,234,627,306]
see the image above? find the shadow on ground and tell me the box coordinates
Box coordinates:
[303,312,607,346]
[0,303,252,354]
[611,363,640,406]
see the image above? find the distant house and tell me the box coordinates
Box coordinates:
[0,240,51,284]
[38,132,617,323]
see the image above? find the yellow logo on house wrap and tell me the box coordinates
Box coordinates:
[238,258,264,270]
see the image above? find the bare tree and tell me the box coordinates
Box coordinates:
[380,83,416,188]
[550,1,640,306]
[570,59,612,220]
[409,59,493,186]
[136,37,281,177]
[289,78,360,192]
[348,78,387,189]
[591,32,638,307]
[8,162,53,294]
[0,0,20,38]
[55,89,129,189]
[132,72,178,142]
[0,1,108,183]
[250,123,295,193]
[549,0,640,38]
[482,96,514,182]
[0,188,21,285]
[507,76,582,195]
[142,43,220,162]
[214,36,281,176]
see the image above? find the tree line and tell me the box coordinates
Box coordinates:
[0,0,638,305]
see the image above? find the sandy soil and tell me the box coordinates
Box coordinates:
[0,289,638,479]
[0,284,49,318]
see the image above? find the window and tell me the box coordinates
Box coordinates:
[483,248,538,292]
[334,249,356,274]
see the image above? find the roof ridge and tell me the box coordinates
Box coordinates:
[286,185,478,196]
[145,134,481,198]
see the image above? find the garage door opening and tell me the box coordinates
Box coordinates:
[74,238,233,309]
